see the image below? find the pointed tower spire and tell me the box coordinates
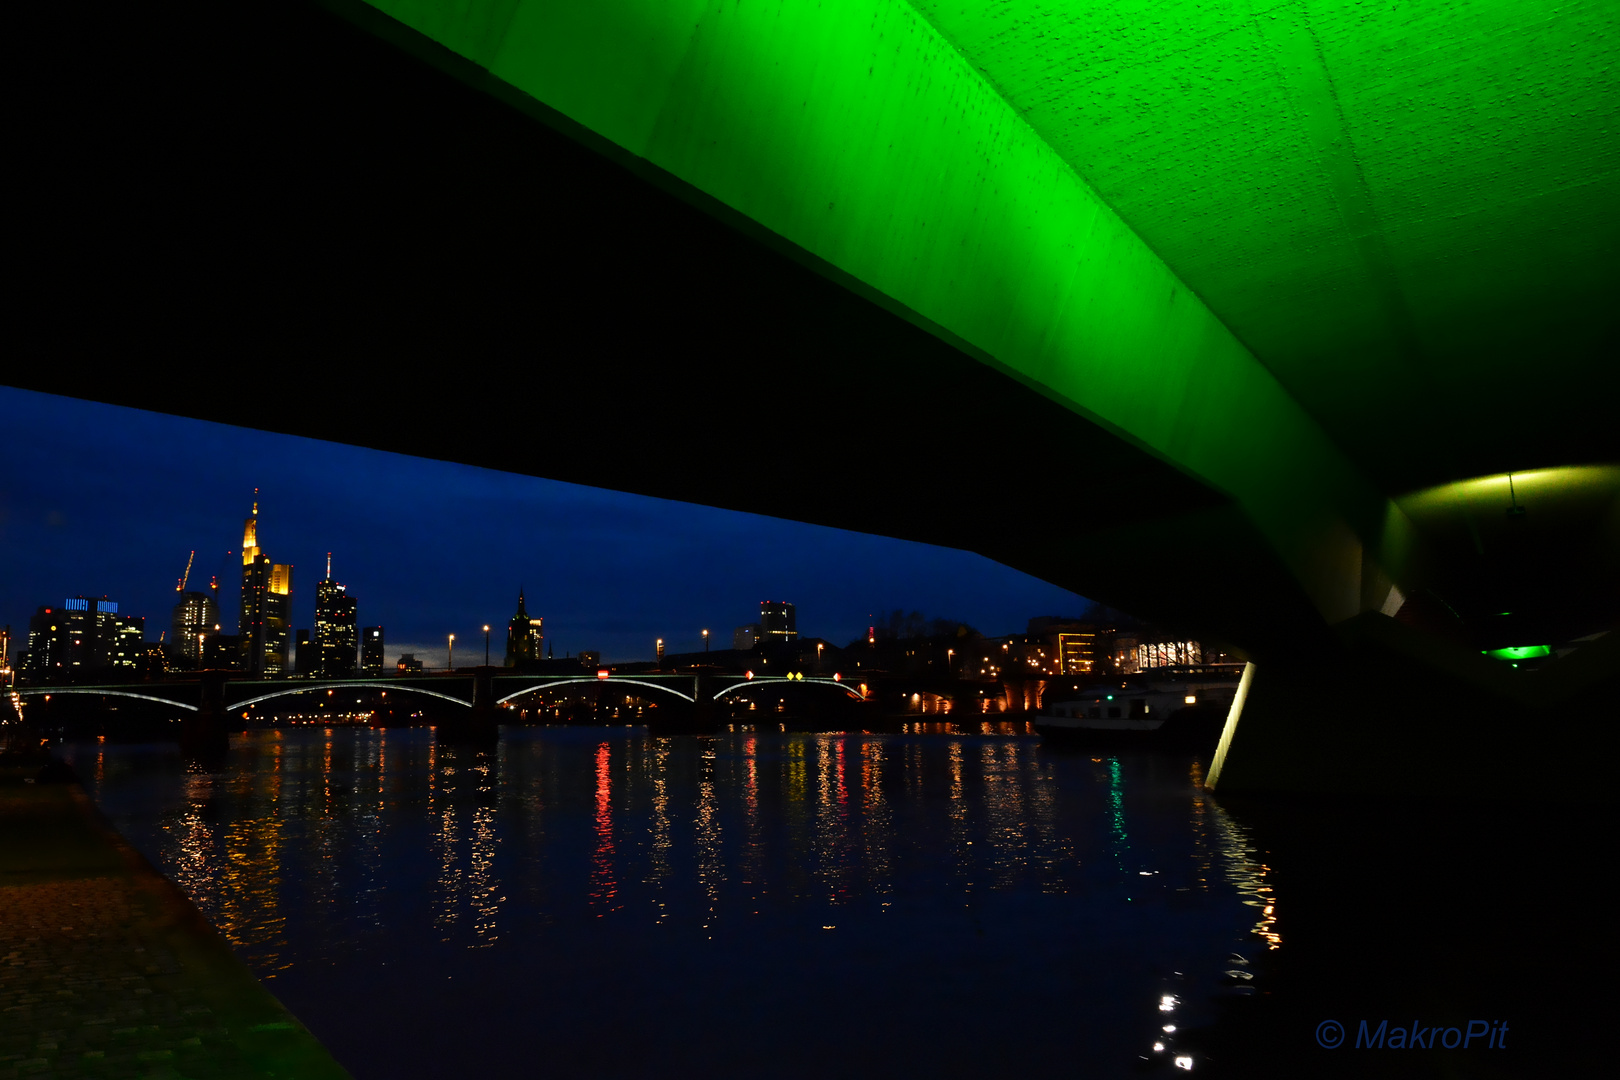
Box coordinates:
[326,552,332,581]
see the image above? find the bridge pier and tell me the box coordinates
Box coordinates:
[644,672,716,735]
[180,670,230,759]
[691,672,713,730]
[435,666,500,745]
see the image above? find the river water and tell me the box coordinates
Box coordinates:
[62,725,1601,1078]
[62,726,1280,1077]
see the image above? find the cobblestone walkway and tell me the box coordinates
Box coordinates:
[1,877,264,1079]
[0,780,348,1080]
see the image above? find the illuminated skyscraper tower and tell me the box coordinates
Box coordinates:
[504,589,544,668]
[314,553,358,677]
[238,493,293,675]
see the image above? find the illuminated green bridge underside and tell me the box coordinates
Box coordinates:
[349,0,1615,632]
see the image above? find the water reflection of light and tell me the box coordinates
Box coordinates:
[648,739,672,923]
[352,729,386,932]
[169,770,218,911]
[218,735,287,973]
[695,741,724,934]
[738,736,762,908]
[860,739,893,899]
[433,761,462,936]
[981,741,1032,889]
[469,800,500,946]
[781,738,810,898]
[813,737,853,904]
[588,742,617,914]
[1203,794,1281,950]
[947,741,970,884]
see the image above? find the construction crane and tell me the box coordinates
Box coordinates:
[213,550,233,601]
[176,550,195,593]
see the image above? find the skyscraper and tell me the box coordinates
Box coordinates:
[110,615,145,670]
[170,591,219,667]
[760,601,797,642]
[360,626,385,677]
[504,589,544,668]
[314,554,358,678]
[239,493,292,675]
[23,598,135,675]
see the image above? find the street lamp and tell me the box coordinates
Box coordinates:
[483,625,490,667]
[656,638,664,666]
[817,642,824,667]
[703,629,709,653]
[448,633,455,672]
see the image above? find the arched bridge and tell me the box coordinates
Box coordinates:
[17,670,866,715]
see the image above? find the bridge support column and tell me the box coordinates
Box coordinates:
[691,672,713,731]
[437,666,500,745]
[180,670,230,759]
[645,672,715,735]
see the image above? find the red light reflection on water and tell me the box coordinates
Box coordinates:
[588,742,617,912]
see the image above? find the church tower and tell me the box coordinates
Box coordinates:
[504,589,544,668]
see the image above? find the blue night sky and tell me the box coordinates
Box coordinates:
[2,387,1091,666]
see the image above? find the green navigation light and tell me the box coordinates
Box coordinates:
[1481,646,1551,661]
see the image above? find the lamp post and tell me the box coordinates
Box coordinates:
[483,625,490,667]
[656,638,664,667]
[702,629,709,653]
[817,642,824,669]
[448,634,455,672]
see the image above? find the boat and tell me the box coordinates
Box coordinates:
[1033,678,1239,749]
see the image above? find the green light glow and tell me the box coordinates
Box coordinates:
[351,0,1611,631]
[358,0,1395,624]
[1481,646,1551,661]
[909,0,1617,488]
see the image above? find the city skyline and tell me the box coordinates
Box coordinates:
[3,387,1094,667]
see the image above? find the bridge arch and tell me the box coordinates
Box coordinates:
[495,678,695,704]
[711,677,864,702]
[17,687,198,711]
[229,682,471,711]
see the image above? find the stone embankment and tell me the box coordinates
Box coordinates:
[1,760,350,1079]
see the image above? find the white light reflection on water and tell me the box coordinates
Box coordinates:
[694,740,723,935]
